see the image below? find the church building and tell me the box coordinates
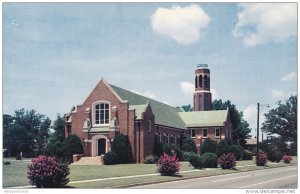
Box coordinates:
[64,64,232,163]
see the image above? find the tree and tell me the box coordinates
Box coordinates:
[180,104,193,112]
[262,95,297,154]
[212,99,251,145]
[180,134,196,153]
[262,95,297,143]
[61,134,84,163]
[3,109,51,157]
[111,135,133,163]
[200,138,217,155]
[43,115,65,158]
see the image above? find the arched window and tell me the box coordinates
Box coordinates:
[195,76,198,88]
[208,76,210,90]
[93,101,110,126]
[204,75,208,88]
[199,75,203,88]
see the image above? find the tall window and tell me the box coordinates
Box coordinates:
[204,75,208,88]
[199,75,203,88]
[199,95,202,111]
[191,129,196,138]
[202,128,208,138]
[94,102,110,125]
[195,76,198,88]
[215,128,220,138]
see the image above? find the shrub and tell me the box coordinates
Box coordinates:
[242,149,253,160]
[180,135,196,153]
[16,154,22,160]
[61,134,84,163]
[218,153,237,169]
[157,153,181,176]
[153,141,163,157]
[111,135,133,164]
[182,152,195,161]
[182,143,195,153]
[256,153,268,166]
[162,144,183,161]
[201,138,217,155]
[228,145,242,160]
[3,161,11,165]
[216,140,229,157]
[282,155,293,163]
[103,152,119,165]
[144,155,158,164]
[200,152,218,168]
[268,149,283,163]
[189,153,203,169]
[27,155,70,188]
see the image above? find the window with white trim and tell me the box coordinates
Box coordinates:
[93,102,110,126]
[215,128,220,138]
[202,128,208,138]
[191,129,196,138]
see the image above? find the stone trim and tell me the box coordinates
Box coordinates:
[91,134,109,157]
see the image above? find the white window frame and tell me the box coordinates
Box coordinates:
[202,128,208,138]
[92,101,111,127]
[215,128,220,138]
[191,129,196,138]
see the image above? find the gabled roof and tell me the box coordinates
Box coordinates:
[178,109,229,127]
[110,84,187,130]
[129,104,148,120]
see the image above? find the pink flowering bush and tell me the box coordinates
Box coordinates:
[256,152,268,166]
[27,155,70,188]
[282,155,293,163]
[218,153,237,169]
[157,153,181,176]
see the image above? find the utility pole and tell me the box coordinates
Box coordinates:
[257,103,260,155]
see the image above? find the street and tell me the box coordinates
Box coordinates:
[130,166,297,189]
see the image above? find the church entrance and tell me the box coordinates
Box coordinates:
[97,138,106,156]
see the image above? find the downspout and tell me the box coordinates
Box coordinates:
[138,121,141,163]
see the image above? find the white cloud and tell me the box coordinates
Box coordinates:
[151,4,211,44]
[233,3,297,47]
[271,89,284,99]
[131,89,156,99]
[180,81,194,95]
[281,72,297,81]
[211,88,218,100]
[243,104,266,138]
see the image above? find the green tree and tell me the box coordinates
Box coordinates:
[180,134,196,153]
[3,109,51,157]
[200,138,217,155]
[111,135,133,163]
[262,95,297,147]
[43,115,65,158]
[61,134,84,163]
[212,99,251,145]
[180,104,193,112]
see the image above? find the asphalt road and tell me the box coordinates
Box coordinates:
[130,166,297,189]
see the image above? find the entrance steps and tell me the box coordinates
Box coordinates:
[71,156,102,165]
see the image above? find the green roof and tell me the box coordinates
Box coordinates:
[178,110,228,127]
[110,84,187,130]
[129,104,148,120]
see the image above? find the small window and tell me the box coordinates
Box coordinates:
[170,134,175,144]
[202,128,208,138]
[163,133,168,144]
[148,120,152,132]
[191,129,196,138]
[215,128,220,138]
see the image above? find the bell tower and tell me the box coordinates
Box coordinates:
[193,64,212,111]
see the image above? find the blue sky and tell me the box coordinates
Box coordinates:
[3,3,297,138]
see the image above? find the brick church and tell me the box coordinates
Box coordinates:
[64,64,232,163]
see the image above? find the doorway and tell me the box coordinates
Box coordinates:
[97,139,106,156]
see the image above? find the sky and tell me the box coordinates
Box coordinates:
[2,3,297,138]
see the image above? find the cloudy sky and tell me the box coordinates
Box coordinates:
[3,3,297,138]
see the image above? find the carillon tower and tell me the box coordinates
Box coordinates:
[193,64,212,111]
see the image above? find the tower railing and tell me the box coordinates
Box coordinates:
[197,64,208,68]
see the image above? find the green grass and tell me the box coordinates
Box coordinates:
[2,157,297,188]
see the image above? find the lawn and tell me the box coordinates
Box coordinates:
[2,157,297,188]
